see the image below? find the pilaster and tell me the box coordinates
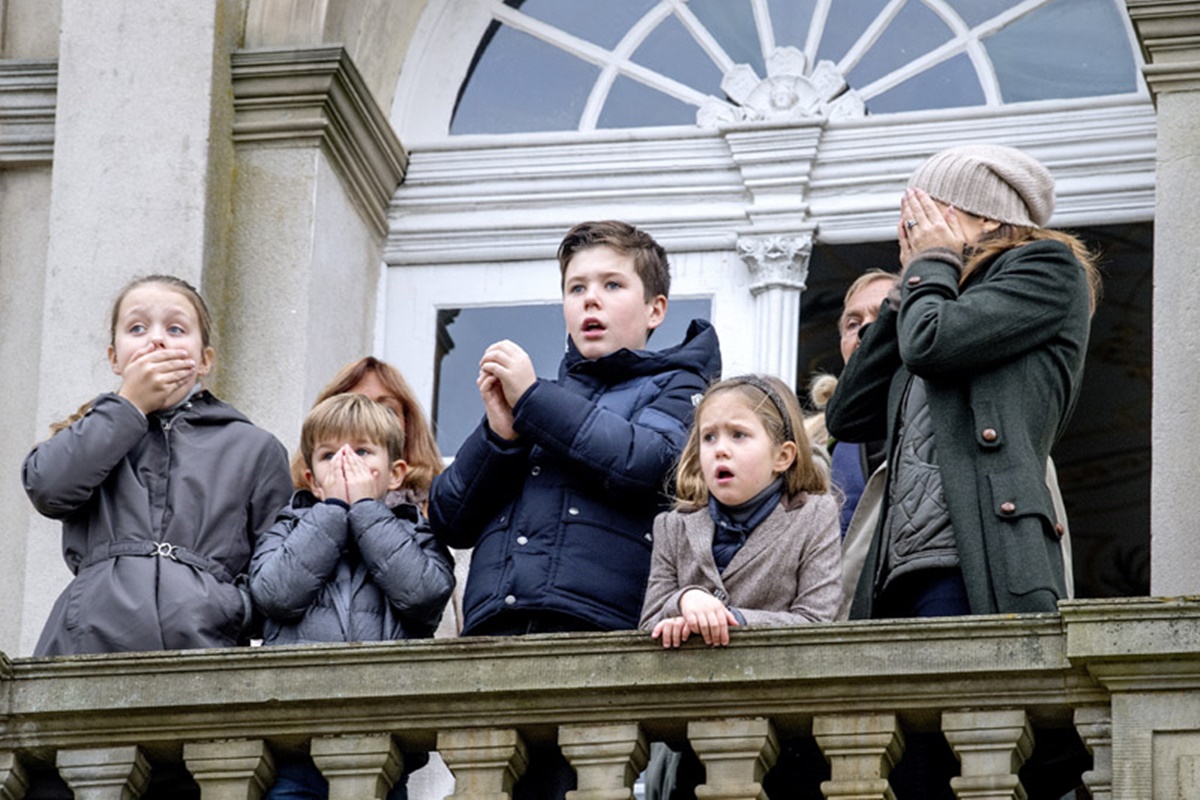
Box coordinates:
[0,752,29,800]
[1125,0,1200,596]
[1074,705,1113,800]
[737,231,813,389]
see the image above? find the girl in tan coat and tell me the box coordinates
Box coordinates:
[639,375,841,647]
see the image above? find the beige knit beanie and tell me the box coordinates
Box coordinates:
[907,144,1055,228]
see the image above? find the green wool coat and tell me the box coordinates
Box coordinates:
[826,239,1092,617]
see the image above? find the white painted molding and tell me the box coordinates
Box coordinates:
[0,59,56,166]
[232,46,407,237]
[386,100,1156,266]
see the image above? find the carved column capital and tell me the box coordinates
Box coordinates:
[737,233,813,295]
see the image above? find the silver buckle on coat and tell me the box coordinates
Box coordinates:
[151,542,178,560]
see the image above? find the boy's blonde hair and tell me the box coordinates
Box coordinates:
[300,394,406,471]
[675,375,828,509]
[290,357,442,492]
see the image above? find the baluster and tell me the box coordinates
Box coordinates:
[310,734,402,800]
[1074,705,1111,800]
[438,728,528,800]
[559,722,648,800]
[813,712,903,800]
[0,752,29,800]
[56,745,150,800]
[182,739,274,800]
[688,717,779,800]
[941,709,1032,800]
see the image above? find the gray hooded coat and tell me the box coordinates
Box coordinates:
[24,391,293,656]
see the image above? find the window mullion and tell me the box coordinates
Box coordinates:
[804,0,833,69]
[836,0,907,77]
[666,0,738,74]
[750,0,775,63]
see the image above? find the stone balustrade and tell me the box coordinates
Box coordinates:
[1,598,1198,799]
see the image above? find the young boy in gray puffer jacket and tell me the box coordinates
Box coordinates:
[251,393,454,799]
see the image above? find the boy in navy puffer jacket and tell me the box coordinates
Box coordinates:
[429,220,721,638]
[429,220,721,797]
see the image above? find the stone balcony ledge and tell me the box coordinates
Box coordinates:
[2,598,1199,798]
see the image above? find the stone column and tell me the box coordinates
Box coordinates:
[437,728,529,800]
[559,723,648,800]
[1124,0,1200,595]
[736,232,814,391]
[941,709,1033,800]
[310,734,402,800]
[16,0,245,657]
[182,739,275,800]
[0,751,29,800]
[224,46,406,443]
[0,58,54,658]
[1074,705,1112,800]
[813,713,904,800]
[687,717,779,800]
[56,746,150,800]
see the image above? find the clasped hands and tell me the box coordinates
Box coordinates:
[477,340,537,441]
[651,588,740,649]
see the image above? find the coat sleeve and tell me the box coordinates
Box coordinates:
[22,393,148,519]
[735,495,843,626]
[244,434,293,547]
[250,502,349,621]
[427,421,530,548]
[897,240,1088,378]
[513,368,705,495]
[826,306,901,445]
[639,512,689,630]
[350,503,456,630]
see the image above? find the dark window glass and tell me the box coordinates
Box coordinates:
[688,0,765,77]
[451,24,599,135]
[504,0,657,49]
[985,0,1138,102]
[798,223,1151,599]
[598,75,698,128]
[434,299,712,454]
[865,52,985,114]
[814,0,890,65]
[767,0,817,50]
[631,13,724,95]
[847,2,953,89]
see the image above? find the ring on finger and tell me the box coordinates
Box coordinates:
[905,219,918,230]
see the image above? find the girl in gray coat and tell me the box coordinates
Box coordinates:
[23,275,293,656]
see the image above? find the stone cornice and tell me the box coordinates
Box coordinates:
[1126,1,1200,95]
[232,46,407,237]
[0,59,57,167]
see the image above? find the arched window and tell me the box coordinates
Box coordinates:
[450,0,1139,134]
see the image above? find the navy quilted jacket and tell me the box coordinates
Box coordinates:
[429,319,721,634]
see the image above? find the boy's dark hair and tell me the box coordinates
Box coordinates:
[301,394,406,471]
[557,220,670,301]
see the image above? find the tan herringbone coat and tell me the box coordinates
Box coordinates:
[638,492,842,631]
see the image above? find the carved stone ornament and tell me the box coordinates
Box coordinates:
[738,234,814,294]
[698,47,865,127]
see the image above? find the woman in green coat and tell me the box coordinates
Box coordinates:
[826,144,1101,619]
